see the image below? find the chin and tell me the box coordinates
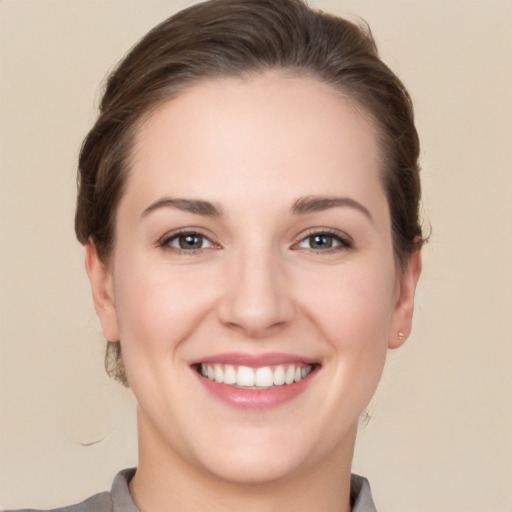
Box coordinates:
[186,419,354,487]
[197,445,308,486]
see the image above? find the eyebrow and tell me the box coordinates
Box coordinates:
[142,198,222,217]
[141,195,373,223]
[292,195,374,223]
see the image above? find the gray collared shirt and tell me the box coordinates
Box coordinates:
[10,468,377,512]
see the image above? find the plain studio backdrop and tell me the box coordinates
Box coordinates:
[0,1,511,510]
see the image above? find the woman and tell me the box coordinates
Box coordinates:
[19,0,423,510]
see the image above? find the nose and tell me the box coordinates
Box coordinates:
[217,246,296,338]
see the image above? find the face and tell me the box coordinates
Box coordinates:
[87,73,420,485]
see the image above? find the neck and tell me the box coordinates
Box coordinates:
[129,407,356,512]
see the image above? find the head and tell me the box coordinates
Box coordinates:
[76,0,421,263]
[76,0,423,485]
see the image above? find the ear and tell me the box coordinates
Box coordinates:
[389,249,422,349]
[85,240,120,343]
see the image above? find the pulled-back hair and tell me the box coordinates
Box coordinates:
[75,0,423,385]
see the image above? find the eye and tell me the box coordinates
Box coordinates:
[160,231,216,252]
[295,230,352,252]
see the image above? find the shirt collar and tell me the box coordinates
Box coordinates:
[111,468,377,512]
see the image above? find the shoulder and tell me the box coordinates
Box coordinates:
[351,474,378,512]
[4,492,111,512]
[4,469,137,512]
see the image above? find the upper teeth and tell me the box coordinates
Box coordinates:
[201,363,313,388]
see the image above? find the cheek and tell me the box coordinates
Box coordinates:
[110,263,209,397]
[301,259,396,394]
[303,259,396,342]
[111,255,218,358]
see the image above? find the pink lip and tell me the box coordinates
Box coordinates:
[191,352,320,410]
[190,352,318,368]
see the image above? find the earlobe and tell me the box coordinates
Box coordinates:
[85,240,120,343]
[389,250,422,349]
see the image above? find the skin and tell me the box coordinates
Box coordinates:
[86,72,421,512]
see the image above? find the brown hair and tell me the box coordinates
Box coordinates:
[75,0,423,385]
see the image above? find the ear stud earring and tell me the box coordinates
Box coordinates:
[398,331,405,340]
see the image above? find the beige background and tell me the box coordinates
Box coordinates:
[1,1,511,510]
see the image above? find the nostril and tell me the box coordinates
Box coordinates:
[218,295,296,337]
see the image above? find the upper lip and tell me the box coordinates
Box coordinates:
[190,352,320,368]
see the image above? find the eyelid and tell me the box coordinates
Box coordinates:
[157,228,221,252]
[156,227,351,253]
[292,228,353,251]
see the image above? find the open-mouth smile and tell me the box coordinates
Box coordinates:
[192,354,320,409]
[197,363,314,389]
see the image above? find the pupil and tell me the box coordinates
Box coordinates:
[311,235,332,249]
[180,234,202,249]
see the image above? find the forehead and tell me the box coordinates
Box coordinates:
[125,72,386,218]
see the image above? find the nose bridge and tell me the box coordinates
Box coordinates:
[218,238,294,336]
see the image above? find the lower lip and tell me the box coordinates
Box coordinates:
[196,370,317,410]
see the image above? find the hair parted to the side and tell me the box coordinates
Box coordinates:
[75,0,423,387]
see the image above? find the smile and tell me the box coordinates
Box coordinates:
[199,363,313,388]
[192,353,320,409]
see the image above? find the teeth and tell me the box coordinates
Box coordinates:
[200,363,313,388]
[224,365,237,385]
[273,365,286,386]
[285,365,295,385]
[255,367,273,387]
[214,364,223,383]
[237,366,255,387]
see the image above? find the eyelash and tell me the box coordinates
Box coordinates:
[292,228,353,253]
[158,228,352,255]
[158,229,219,254]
